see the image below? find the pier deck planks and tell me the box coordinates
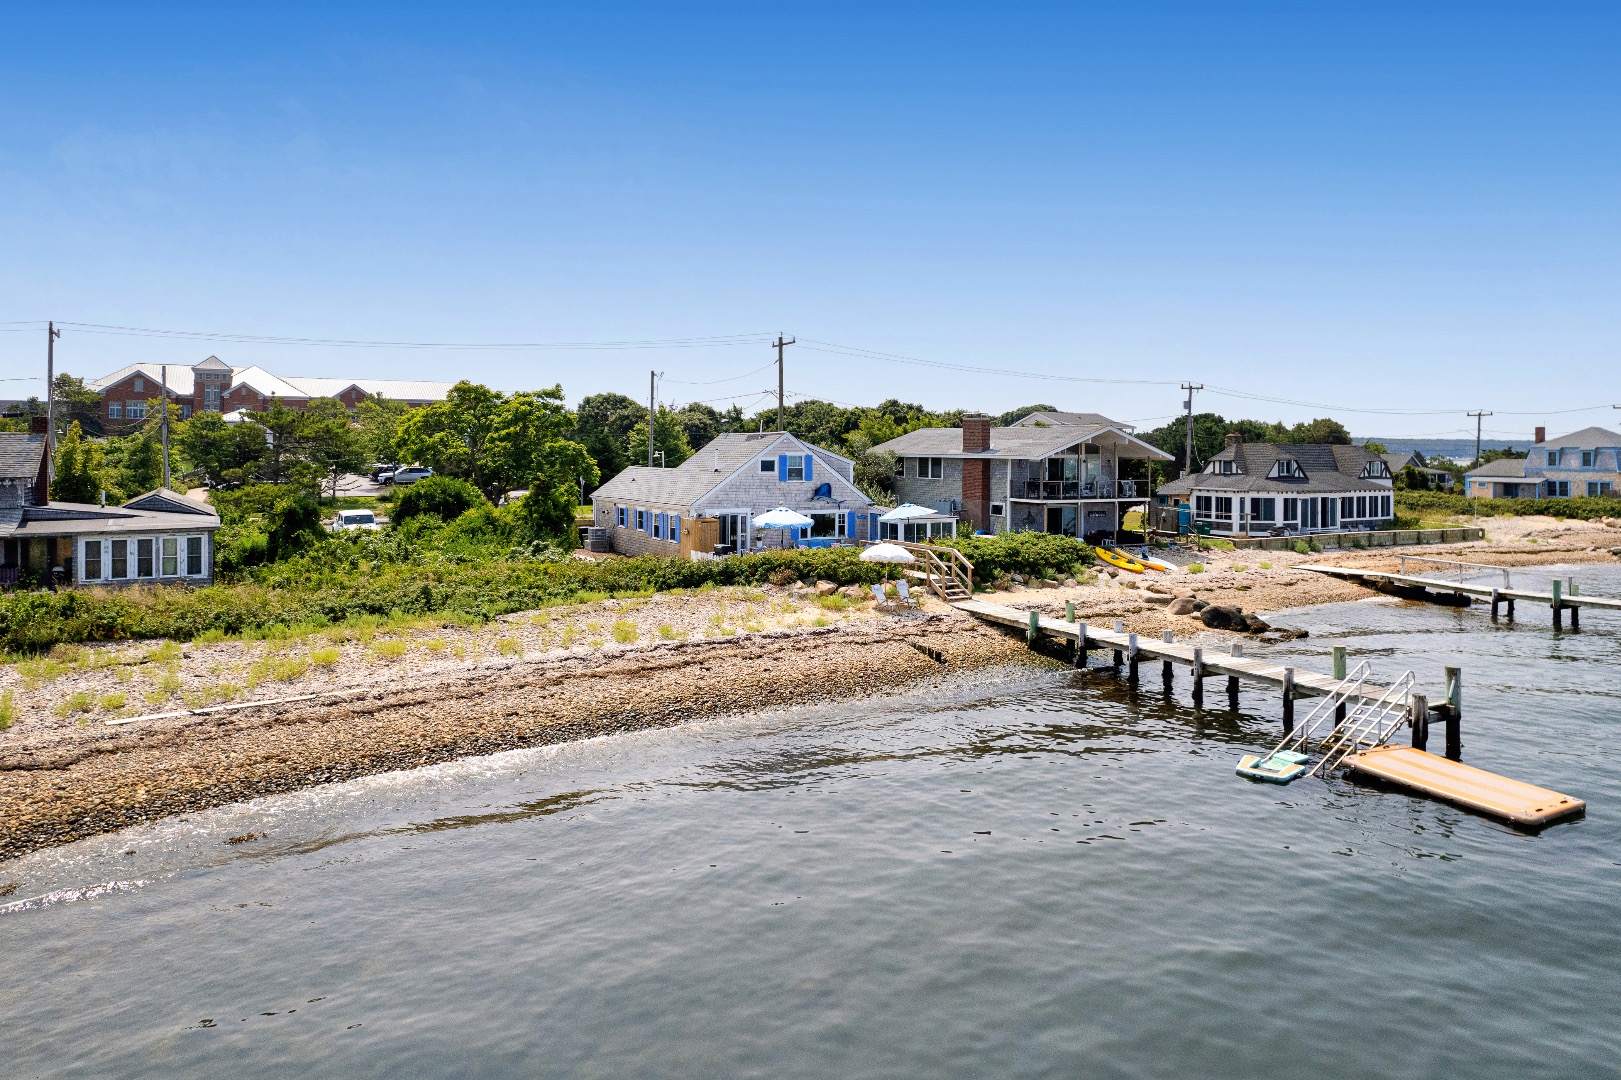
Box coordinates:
[1302,566,1621,611]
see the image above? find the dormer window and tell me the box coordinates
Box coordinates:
[1204,459,1241,475]
[1359,461,1390,480]
[1268,459,1303,479]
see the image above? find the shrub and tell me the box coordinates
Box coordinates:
[394,476,487,526]
[611,620,638,643]
[931,532,1095,582]
[266,493,324,561]
[371,639,409,659]
[1396,490,1621,520]
[309,647,341,666]
[0,690,17,730]
[1187,563,1205,574]
[1292,540,1311,555]
[496,636,523,656]
[98,692,127,711]
[54,691,97,718]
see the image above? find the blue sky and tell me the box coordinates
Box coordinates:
[2,2,1617,439]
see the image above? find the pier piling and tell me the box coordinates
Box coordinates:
[1028,609,1040,644]
[1112,619,1123,669]
[1408,692,1428,751]
[1282,668,1295,733]
[1161,630,1174,687]
[1444,666,1463,761]
[1550,579,1562,630]
[1332,646,1347,680]
[1192,647,1204,706]
[1127,633,1140,686]
[1075,622,1088,668]
[1491,589,1500,620]
[1570,581,1580,630]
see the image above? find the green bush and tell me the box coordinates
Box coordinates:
[266,492,323,560]
[394,476,487,525]
[932,532,1094,581]
[1396,490,1621,520]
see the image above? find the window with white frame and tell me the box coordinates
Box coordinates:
[111,539,129,578]
[785,454,806,481]
[671,515,681,542]
[760,458,775,473]
[635,508,648,532]
[127,401,148,419]
[1548,481,1570,497]
[917,457,942,479]
[186,536,204,576]
[990,502,1005,517]
[1214,496,1233,521]
[134,377,144,392]
[616,505,628,527]
[1250,498,1276,521]
[1355,496,1368,518]
[161,537,179,576]
[1341,496,1355,519]
[1283,498,1299,522]
[136,538,154,577]
[808,512,846,538]
[1582,451,1595,467]
[1269,459,1302,479]
[1380,495,1392,517]
[1194,495,1213,519]
[83,540,102,579]
[107,401,123,419]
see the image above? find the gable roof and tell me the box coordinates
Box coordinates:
[87,364,192,394]
[1465,457,1530,478]
[1540,425,1621,448]
[873,421,1171,462]
[0,433,46,480]
[1007,410,1129,431]
[279,377,457,402]
[91,360,456,404]
[591,433,859,509]
[1157,442,1390,495]
[123,488,216,515]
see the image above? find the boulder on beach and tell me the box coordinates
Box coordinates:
[1199,604,1245,630]
[1167,597,1198,615]
[814,581,838,596]
[1242,613,1271,633]
[1143,593,1174,606]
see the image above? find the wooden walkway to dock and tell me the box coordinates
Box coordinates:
[1302,565,1621,628]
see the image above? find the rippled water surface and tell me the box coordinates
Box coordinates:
[4,564,1619,1079]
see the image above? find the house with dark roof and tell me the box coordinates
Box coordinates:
[1153,434,1394,535]
[89,356,457,429]
[869,414,1172,538]
[1463,425,1621,500]
[1379,451,1454,489]
[0,432,222,586]
[589,433,878,557]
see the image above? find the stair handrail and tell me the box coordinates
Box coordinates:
[895,540,974,599]
[1311,670,1416,775]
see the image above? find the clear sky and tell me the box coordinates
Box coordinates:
[2,2,1617,440]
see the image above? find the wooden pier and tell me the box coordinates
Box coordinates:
[954,598,1584,828]
[1302,564,1621,629]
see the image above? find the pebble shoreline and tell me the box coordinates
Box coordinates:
[0,613,1038,862]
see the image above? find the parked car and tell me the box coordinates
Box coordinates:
[386,466,434,485]
[498,489,529,506]
[331,509,383,532]
[368,463,399,483]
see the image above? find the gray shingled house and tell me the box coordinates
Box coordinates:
[1154,434,1394,535]
[589,432,878,557]
[0,432,222,586]
[870,413,1172,538]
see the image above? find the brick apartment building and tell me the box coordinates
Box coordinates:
[88,356,455,428]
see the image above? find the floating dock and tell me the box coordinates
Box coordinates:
[1347,746,1585,828]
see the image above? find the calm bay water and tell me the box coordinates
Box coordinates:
[4,564,1619,1079]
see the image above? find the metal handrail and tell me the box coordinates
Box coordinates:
[1310,670,1417,776]
[1395,555,1511,588]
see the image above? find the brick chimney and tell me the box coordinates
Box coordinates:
[962,414,991,453]
[1534,426,1546,445]
[961,415,992,533]
[29,414,47,435]
[1225,431,1241,452]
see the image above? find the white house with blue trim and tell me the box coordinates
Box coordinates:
[589,432,879,557]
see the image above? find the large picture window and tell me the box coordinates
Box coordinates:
[136,538,155,577]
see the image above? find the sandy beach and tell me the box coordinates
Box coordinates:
[3,515,1617,863]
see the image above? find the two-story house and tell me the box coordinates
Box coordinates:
[1464,425,1621,499]
[589,432,878,557]
[871,413,1172,539]
[1154,434,1394,536]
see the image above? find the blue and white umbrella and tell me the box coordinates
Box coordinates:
[878,503,939,522]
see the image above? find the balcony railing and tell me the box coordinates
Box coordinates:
[1017,479,1137,500]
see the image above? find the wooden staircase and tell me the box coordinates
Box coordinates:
[898,542,974,602]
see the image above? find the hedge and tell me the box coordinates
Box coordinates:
[1397,490,1621,520]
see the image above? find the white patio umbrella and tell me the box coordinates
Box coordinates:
[859,541,916,581]
[878,503,938,522]
[859,542,916,563]
[752,506,814,529]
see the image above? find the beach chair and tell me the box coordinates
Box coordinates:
[896,580,917,605]
[869,583,890,606]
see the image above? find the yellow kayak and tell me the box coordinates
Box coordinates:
[1097,547,1147,574]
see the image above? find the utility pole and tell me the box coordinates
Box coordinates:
[774,333,795,432]
[648,370,657,468]
[1467,410,1492,467]
[46,321,60,489]
[1180,383,1203,476]
[160,364,172,489]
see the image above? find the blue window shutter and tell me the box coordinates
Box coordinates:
[660,512,668,539]
[778,454,788,481]
[804,454,813,482]
[672,515,681,542]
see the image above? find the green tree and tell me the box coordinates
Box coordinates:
[571,392,647,489]
[395,381,509,496]
[104,431,165,498]
[355,395,412,464]
[300,397,366,500]
[672,403,721,452]
[993,404,1059,426]
[1282,418,1352,445]
[485,387,585,498]
[52,374,106,437]
[627,406,695,470]
[176,411,271,487]
[51,421,109,503]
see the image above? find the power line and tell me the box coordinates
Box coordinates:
[663,361,778,386]
[51,322,777,351]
